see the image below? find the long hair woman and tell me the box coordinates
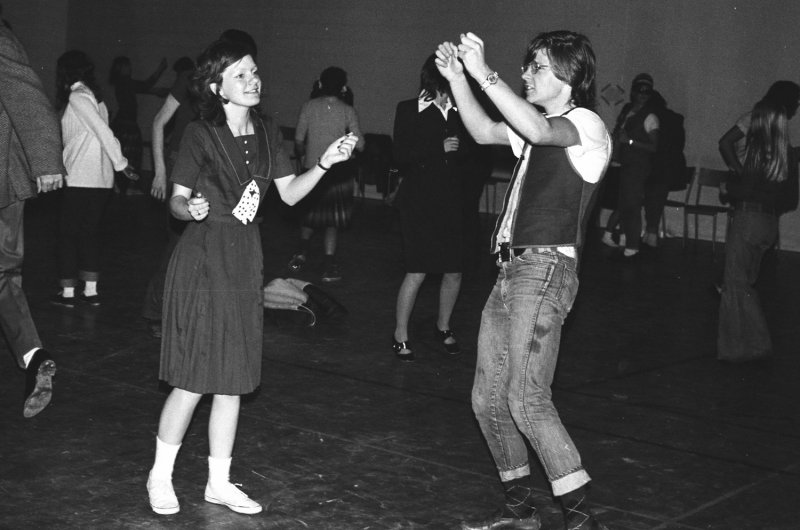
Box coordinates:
[717,97,799,362]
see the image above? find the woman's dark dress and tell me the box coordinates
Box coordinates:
[393,99,477,273]
[159,117,293,395]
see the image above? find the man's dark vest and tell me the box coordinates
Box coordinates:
[491,142,600,250]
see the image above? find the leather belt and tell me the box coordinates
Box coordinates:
[496,243,559,262]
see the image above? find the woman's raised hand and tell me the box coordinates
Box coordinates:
[435,41,464,81]
[320,133,359,168]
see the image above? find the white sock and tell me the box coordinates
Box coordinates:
[151,437,181,480]
[84,281,98,297]
[623,248,639,257]
[208,456,232,486]
[62,287,75,298]
[22,347,40,368]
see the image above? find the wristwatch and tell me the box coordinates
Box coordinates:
[480,71,499,92]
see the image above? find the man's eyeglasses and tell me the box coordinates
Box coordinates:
[521,61,551,75]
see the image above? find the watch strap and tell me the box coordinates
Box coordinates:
[480,71,499,92]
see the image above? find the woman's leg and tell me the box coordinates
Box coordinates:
[601,210,622,247]
[205,394,262,514]
[437,272,462,338]
[157,387,203,445]
[208,394,240,458]
[394,272,426,343]
[323,226,338,257]
[148,387,203,515]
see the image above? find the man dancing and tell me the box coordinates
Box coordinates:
[435,30,611,529]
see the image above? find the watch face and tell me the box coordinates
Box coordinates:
[488,72,499,83]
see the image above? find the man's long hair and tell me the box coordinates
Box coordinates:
[525,30,596,109]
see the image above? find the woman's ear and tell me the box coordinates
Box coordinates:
[210,82,228,104]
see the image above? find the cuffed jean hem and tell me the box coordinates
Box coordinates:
[498,463,531,483]
[552,469,591,496]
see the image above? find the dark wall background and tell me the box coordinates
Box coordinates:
[6,0,800,249]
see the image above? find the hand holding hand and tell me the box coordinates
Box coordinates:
[188,192,209,221]
[443,136,460,153]
[319,133,359,169]
[37,174,63,193]
[434,41,464,81]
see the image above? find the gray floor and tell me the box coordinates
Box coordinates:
[1,191,799,529]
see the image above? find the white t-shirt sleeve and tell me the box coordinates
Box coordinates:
[644,113,660,133]
[506,124,525,157]
[564,108,611,183]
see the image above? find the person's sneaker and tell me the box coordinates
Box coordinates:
[51,292,76,308]
[78,293,101,306]
[204,481,262,514]
[147,472,179,515]
[23,349,56,418]
[600,231,618,247]
[460,509,541,530]
[321,263,342,283]
[287,253,306,273]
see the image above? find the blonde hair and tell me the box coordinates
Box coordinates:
[743,98,789,183]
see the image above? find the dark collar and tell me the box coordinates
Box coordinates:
[208,117,271,185]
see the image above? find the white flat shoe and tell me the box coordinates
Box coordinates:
[147,472,179,515]
[205,481,262,514]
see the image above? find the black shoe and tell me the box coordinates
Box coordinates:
[609,249,641,262]
[51,293,76,308]
[321,262,342,283]
[23,349,56,418]
[303,284,347,319]
[460,509,541,530]
[562,488,607,530]
[78,293,101,306]
[435,327,461,355]
[392,337,414,362]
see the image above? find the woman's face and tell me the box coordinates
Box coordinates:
[632,83,652,106]
[215,54,261,108]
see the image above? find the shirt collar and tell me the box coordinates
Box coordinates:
[418,92,455,118]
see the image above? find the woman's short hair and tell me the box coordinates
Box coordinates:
[193,39,257,125]
[56,50,102,110]
[317,66,348,97]
[525,30,597,109]
[419,54,448,102]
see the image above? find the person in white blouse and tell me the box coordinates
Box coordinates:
[52,50,137,307]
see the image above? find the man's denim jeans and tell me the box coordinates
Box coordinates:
[472,250,590,496]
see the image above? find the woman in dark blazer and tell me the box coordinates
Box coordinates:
[391,54,478,361]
